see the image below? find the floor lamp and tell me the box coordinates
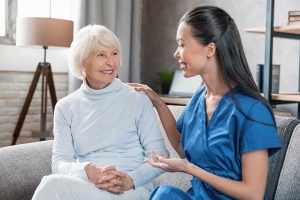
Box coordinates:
[12,17,73,145]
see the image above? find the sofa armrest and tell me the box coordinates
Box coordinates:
[0,140,53,200]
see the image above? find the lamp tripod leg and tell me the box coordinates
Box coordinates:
[39,64,57,141]
[47,64,57,111]
[40,66,48,141]
[11,64,43,145]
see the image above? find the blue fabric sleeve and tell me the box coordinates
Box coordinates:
[176,109,185,133]
[52,101,91,181]
[128,94,168,187]
[240,102,282,156]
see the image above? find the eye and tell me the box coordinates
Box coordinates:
[97,53,105,57]
[112,52,118,56]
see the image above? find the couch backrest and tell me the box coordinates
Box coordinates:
[266,116,300,199]
[0,140,52,200]
[273,123,300,200]
[153,105,192,191]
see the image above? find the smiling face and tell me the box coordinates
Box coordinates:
[174,22,213,78]
[82,45,120,90]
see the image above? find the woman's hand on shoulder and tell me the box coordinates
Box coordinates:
[127,83,163,107]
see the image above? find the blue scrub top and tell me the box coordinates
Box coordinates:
[176,87,282,200]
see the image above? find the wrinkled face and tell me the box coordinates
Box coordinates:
[82,46,120,89]
[174,22,210,78]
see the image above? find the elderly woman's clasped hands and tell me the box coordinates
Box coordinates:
[85,164,134,194]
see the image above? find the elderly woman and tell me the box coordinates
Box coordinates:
[32,24,168,200]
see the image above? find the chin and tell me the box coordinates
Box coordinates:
[182,72,194,78]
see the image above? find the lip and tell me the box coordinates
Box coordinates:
[178,60,187,69]
[179,60,186,65]
[99,69,114,75]
[180,66,187,70]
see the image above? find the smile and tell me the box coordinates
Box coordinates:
[179,60,186,65]
[100,70,113,75]
[179,61,186,67]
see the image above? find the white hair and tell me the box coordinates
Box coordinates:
[68,24,122,79]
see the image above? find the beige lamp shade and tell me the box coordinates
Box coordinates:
[16,17,73,47]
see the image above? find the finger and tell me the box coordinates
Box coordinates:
[114,171,127,178]
[151,151,159,162]
[158,151,163,156]
[147,156,173,168]
[96,182,114,189]
[157,157,173,165]
[101,165,116,173]
[127,83,145,87]
[148,161,171,171]
[106,170,127,178]
[98,174,115,183]
[106,186,124,194]
[154,154,166,161]
[130,87,147,92]
[109,178,124,187]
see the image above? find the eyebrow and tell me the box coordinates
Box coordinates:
[95,51,106,54]
[96,49,118,53]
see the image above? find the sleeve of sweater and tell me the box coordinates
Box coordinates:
[51,100,90,181]
[127,94,170,187]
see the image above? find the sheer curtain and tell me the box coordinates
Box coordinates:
[68,0,141,93]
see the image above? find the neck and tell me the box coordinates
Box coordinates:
[201,60,230,97]
[85,78,110,90]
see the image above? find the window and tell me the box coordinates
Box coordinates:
[18,0,71,19]
[0,0,72,45]
[0,0,17,44]
[0,0,5,36]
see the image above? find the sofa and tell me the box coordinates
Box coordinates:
[0,105,300,200]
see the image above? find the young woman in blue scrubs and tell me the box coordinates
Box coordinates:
[129,5,282,200]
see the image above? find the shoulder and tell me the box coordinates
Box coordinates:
[188,86,205,106]
[232,90,273,124]
[55,89,81,112]
[120,82,152,104]
[232,90,265,112]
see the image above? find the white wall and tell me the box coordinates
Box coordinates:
[0,45,69,72]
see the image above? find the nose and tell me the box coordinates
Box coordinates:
[106,56,114,66]
[174,48,180,59]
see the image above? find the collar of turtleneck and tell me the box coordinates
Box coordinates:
[81,78,123,100]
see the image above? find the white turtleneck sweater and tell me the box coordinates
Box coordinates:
[52,78,168,188]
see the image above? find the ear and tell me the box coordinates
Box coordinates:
[207,42,216,58]
[82,57,90,71]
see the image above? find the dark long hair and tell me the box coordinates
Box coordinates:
[180,6,275,124]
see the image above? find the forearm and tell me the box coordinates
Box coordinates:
[127,162,164,188]
[186,164,264,200]
[154,100,183,158]
[52,159,91,180]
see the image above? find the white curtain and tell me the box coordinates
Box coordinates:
[68,0,142,93]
